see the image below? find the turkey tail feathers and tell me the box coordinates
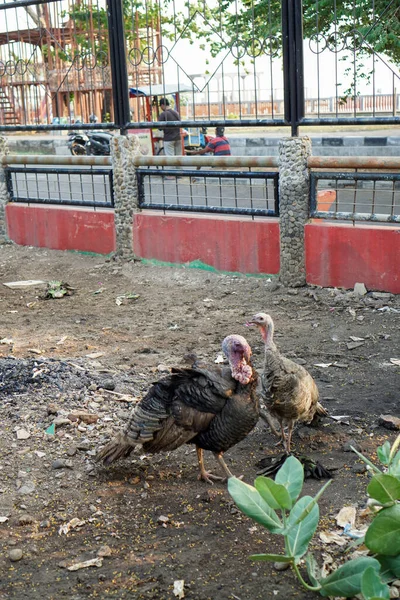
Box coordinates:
[95,432,134,465]
[316,402,329,416]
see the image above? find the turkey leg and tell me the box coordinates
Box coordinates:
[213,452,234,479]
[196,446,224,484]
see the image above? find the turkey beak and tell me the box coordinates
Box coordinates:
[245,321,255,327]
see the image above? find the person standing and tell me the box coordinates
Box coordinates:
[158,98,182,156]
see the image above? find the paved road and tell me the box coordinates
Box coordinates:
[9,165,400,220]
[9,166,113,207]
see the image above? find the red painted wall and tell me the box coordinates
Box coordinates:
[305,222,400,294]
[133,211,280,274]
[6,204,116,254]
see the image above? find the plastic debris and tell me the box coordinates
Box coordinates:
[347,341,365,350]
[314,363,332,368]
[66,557,103,571]
[214,354,224,364]
[173,580,185,599]
[45,423,56,436]
[390,358,400,366]
[0,338,13,345]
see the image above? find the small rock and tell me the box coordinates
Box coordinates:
[67,447,77,457]
[379,415,400,431]
[371,292,393,300]
[17,481,36,495]
[39,519,51,528]
[157,515,170,524]
[274,561,290,571]
[352,463,367,474]
[67,411,99,425]
[100,379,115,391]
[354,282,367,296]
[47,403,58,415]
[53,418,71,429]
[97,545,112,557]
[17,514,36,526]
[77,442,91,451]
[51,459,68,470]
[9,549,23,562]
[343,439,361,452]
[16,429,30,440]
[390,586,400,599]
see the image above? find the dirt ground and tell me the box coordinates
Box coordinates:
[0,244,399,600]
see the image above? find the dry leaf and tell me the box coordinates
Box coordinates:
[319,531,347,546]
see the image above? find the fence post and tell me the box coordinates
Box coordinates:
[278,136,312,287]
[106,0,130,132]
[282,0,305,136]
[0,136,9,243]
[111,134,141,257]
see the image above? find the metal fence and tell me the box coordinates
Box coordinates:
[310,171,400,223]
[1,0,399,133]
[137,168,279,217]
[5,165,114,207]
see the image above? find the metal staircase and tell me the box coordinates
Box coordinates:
[0,87,19,125]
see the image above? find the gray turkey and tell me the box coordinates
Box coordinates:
[247,312,328,455]
[96,334,259,483]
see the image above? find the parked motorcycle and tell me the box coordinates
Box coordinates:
[67,116,113,156]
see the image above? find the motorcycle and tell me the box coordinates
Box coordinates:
[67,130,113,156]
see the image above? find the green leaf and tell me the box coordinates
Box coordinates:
[377,441,391,466]
[388,449,400,478]
[255,476,293,510]
[368,474,400,505]
[305,552,321,587]
[286,496,319,560]
[291,479,332,526]
[365,505,400,556]
[275,455,304,503]
[388,434,400,465]
[319,557,381,597]
[361,566,390,600]
[227,477,283,533]
[250,554,293,563]
[377,554,400,581]
[351,446,382,474]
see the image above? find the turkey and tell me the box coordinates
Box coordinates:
[96,334,259,483]
[247,312,327,455]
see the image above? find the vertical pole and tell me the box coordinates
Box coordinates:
[106,0,130,133]
[282,0,305,136]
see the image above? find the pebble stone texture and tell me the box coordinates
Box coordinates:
[111,134,141,257]
[278,136,312,287]
[0,136,9,242]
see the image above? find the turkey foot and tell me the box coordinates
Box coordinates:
[196,447,225,485]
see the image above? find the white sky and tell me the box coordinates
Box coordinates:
[1,1,399,101]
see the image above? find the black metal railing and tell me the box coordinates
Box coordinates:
[310,171,400,223]
[0,0,399,133]
[137,168,279,217]
[5,166,114,208]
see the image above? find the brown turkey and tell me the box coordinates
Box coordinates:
[247,312,327,454]
[96,334,259,483]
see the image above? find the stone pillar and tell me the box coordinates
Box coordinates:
[0,136,9,243]
[110,134,141,257]
[278,136,312,287]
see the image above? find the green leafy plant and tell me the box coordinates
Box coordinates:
[228,434,400,600]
